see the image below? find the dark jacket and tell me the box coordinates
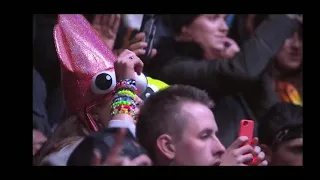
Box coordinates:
[33,68,51,137]
[33,14,66,127]
[144,15,301,146]
[67,128,146,166]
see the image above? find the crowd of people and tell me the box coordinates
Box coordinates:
[33,14,303,166]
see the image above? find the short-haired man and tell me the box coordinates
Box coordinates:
[258,103,303,166]
[137,85,267,166]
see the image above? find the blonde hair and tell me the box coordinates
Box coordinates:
[33,115,90,165]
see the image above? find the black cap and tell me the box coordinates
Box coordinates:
[258,103,303,145]
[67,128,147,166]
[162,14,200,35]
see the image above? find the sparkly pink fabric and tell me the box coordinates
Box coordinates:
[54,14,116,131]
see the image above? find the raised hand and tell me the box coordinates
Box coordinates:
[126,32,157,58]
[220,136,268,166]
[91,128,152,166]
[286,14,303,24]
[220,136,254,166]
[220,37,240,59]
[92,14,121,50]
[115,49,144,80]
[33,129,47,156]
[249,138,268,166]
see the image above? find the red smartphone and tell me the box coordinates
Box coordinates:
[238,120,254,145]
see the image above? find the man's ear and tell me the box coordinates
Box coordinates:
[260,144,272,164]
[156,134,175,160]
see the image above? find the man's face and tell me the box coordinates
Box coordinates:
[275,32,303,71]
[270,138,303,166]
[172,103,226,166]
[185,14,229,59]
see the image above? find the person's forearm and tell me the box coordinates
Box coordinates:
[224,15,301,80]
[109,79,138,137]
[108,119,136,137]
[158,15,301,94]
[254,14,301,56]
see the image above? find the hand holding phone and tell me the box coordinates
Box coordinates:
[239,120,258,165]
[222,120,266,166]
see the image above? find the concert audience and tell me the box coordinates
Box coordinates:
[129,14,302,147]
[242,14,303,106]
[33,14,303,166]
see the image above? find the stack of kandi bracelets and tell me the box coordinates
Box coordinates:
[111,79,137,120]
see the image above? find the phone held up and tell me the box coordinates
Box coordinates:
[238,119,254,146]
[139,14,157,64]
[239,119,259,165]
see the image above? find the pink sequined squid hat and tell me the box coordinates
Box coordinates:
[53,14,118,132]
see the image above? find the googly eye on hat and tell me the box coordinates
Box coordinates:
[135,72,148,96]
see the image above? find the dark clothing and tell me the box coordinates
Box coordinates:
[67,128,146,166]
[33,68,52,137]
[33,14,60,92]
[166,15,200,35]
[145,15,301,146]
[46,86,66,127]
[154,15,173,48]
[33,14,66,126]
